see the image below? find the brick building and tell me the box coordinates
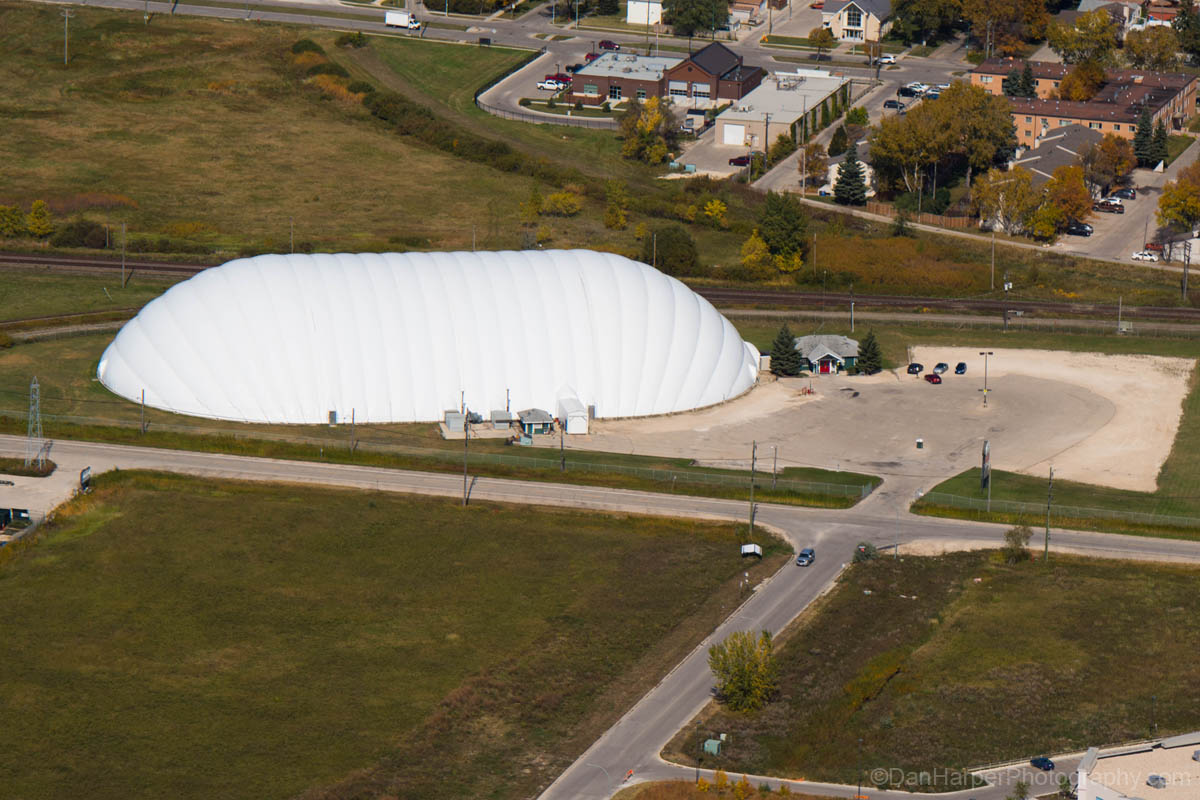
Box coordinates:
[970,58,1198,147]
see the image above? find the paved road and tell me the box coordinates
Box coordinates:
[5,434,1200,800]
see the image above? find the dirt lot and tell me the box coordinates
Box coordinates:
[560,348,1195,494]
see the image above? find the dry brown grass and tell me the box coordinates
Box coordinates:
[0,3,542,253]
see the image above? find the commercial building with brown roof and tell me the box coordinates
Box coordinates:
[971,59,1198,147]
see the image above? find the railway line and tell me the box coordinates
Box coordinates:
[3,251,1199,323]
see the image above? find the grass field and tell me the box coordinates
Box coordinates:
[0,331,877,506]
[0,4,541,254]
[667,551,1200,789]
[0,269,180,322]
[0,470,788,800]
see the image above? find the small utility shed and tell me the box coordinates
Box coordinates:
[794,334,858,374]
[490,409,514,430]
[556,393,589,435]
[518,408,554,435]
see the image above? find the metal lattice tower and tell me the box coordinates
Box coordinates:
[25,376,42,469]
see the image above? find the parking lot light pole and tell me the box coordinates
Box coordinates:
[979,351,993,406]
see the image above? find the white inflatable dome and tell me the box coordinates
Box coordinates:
[97,250,760,425]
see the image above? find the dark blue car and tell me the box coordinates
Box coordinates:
[1031,757,1055,771]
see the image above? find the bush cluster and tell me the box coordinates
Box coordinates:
[306,62,350,78]
[346,80,375,96]
[125,235,211,255]
[50,219,109,249]
[335,32,368,48]
[363,90,579,185]
[291,38,325,55]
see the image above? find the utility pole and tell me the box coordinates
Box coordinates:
[990,230,996,291]
[62,9,75,67]
[559,420,565,472]
[121,222,127,288]
[1184,240,1191,300]
[850,284,855,332]
[462,407,470,506]
[772,445,777,489]
[1002,273,1011,331]
[1044,466,1054,562]
[748,441,757,538]
[140,388,146,434]
[979,350,993,406]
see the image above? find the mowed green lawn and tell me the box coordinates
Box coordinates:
[0,471,786,799]
[670,552,1200,789]
[0,269,180,321]
[0,4,539,253]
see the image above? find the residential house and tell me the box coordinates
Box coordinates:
[1008,124,1103,188]
[794,334,859,374]
[626,0,662,25]
[821,0,892,42]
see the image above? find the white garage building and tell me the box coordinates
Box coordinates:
[97,250,760,426]
[716,69,850,149]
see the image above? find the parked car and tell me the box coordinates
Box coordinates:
[1094,199,1125,214]
[933,362,949,374]
[877,53,896,64]
[545,72,572,84]
[1065,220,1093,236]
[1112,186,1136,200]
[1147,775,1167,789]
[536,79,565,91]
[729,154,751,166]
[925,90,941,100]
[954,362,967,374]
[1031,757,1055,771]
[935,82,951,89]
[924,373,942,384]
[1145,241,1165,252]
[1101,195,1124,205]
[584,51,600,62]
[883,99,906,110]
[1132,250,1159,262]
[796,547,815,566]
[809,0,824,7]
[565,63,584,73]
[897,86,920,98]
[598,39,620,50]
[907,362,923,374]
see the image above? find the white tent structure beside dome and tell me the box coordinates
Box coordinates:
[97,250,760,426]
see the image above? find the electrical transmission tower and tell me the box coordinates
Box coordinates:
[25,376,43,469]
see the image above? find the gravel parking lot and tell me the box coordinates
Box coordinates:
[561,348,1195,492]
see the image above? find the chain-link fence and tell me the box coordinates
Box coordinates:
[10,408,874,500]
[920,491,1200,530]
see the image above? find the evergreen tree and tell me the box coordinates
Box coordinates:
[1151,119,1169,167]
[820,98,831,129]
[1019,61,1036,97]
[834,142,867,206]
[769,324,802,376]
[828,125,848,157]
[1002,68,1021,96]
[25,200,53,239]
[1133,108,1154,166]
[856,330,882,374]
[757,191,807,258]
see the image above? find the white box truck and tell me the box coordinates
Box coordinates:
[384,11,421,30]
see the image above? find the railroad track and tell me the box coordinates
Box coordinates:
[696,287,1200,323]
[3,251,1198,323]
[0,252,209,275]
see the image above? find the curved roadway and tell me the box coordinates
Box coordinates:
[5,434,1200,799]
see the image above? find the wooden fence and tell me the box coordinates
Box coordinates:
[865,201,975,229]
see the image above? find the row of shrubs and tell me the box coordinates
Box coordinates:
[362,90,581,186]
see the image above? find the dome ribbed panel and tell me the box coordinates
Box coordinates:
[97,250,758,423]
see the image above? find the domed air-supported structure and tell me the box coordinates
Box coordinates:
[97,250,760,425]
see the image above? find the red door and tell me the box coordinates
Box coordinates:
[820,360,831,374]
